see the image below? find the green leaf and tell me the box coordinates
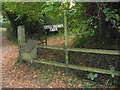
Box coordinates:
[44,5,54,13]
[109,65,115,71]
[115,14,120,21]
[111,74,115,78]
[118,29,120,32]
[87,73,98,80]
[105,17,109,22]
[94,25,97,29]
[102,8,110,13]
[109,64,116,78]
[84,84,92,88]
[46,2,53,5]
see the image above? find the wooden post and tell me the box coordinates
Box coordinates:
[45,31,48,45]
[64,10,69,71]
[17,26,25,46]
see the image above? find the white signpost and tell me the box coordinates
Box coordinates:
[44,24,64,31]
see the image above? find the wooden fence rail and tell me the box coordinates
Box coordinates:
[38,45,120,55]
[37,45,120,76]
[24,59,120,76]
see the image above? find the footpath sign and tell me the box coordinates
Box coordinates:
[44,24,63,31]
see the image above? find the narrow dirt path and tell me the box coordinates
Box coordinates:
[1,28,18,87]
[2,29,44,88]
[47,36,74,47]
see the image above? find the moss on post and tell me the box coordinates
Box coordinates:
[17,26,25,46]
[64,10,69,65]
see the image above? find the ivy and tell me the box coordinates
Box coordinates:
[87,73,98,80]
[101,4,120,30]
[109,64,115,78]
[102,8,110,14]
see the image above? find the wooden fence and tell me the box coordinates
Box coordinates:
[19,11,120,77]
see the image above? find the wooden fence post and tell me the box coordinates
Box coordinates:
[64,10,69,71]
[17,26,25,46]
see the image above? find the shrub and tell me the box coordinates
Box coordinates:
[72,35,93,48]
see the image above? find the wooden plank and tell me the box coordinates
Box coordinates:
[25,59,120,76]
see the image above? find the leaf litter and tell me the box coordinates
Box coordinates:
[2,37,116,88]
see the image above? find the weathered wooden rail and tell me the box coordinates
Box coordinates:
[37,45,120,76]
[38,45,120,55]
[24,59,120,76]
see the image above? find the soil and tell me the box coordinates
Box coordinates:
[47,35,74,47]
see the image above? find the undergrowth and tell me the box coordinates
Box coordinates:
[72,35,119,50]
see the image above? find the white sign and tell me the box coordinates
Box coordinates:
[50,28,58,31]
[44,24,63,31]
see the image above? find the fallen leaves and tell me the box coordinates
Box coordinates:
[2,46,43,88]
[2,37,115,88]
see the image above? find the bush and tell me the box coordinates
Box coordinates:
[5,22,18,43]
[72,35,93,48]
[6,24,13,39]
[72,35,119,50]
